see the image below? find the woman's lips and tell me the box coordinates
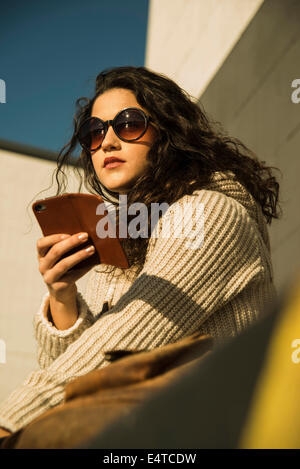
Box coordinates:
[104,161,125,169]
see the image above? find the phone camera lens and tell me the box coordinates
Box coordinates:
[34,203,46,212]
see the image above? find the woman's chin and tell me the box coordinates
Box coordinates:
[100,179,131,194]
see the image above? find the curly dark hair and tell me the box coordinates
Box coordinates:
[39,65,282,271]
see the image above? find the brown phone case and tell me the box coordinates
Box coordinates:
[32,193,129,271]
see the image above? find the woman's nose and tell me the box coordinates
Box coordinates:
[101,125,121,151]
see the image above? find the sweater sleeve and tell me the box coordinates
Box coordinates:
[34,287,96,369]
[0,190,267,433]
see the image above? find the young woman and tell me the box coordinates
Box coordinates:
[0,66,281,437]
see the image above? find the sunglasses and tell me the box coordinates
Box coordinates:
[77,107,153,152]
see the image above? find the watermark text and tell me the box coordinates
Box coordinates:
[291,79,300,103]
[0,79,6,103]
[291,339,300,364]
[96,195,205,250]
[0,339,6,364]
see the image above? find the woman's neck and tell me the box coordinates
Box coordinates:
[99,182,120,205]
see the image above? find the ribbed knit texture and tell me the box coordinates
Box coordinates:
[0,171,278,433]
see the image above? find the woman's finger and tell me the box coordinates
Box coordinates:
[36,234,71,259]
[41,244,95,285]
[39,233,90,271]
[46,263,94,291]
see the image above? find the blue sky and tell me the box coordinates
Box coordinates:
[0,0,149,154]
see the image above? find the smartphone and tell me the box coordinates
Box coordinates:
[32,193,129,271]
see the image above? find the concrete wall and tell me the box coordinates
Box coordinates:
[0,149,89,401]
[146,0,264,98]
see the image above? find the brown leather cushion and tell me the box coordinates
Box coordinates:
[1,332,213,449]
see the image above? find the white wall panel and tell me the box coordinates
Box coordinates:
[146,0,264,98]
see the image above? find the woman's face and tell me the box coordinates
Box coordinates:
[90,88,156,194]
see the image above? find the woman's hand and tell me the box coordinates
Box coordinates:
[0,427,11,437]
[36,233,96,329]
[37,232,95,301]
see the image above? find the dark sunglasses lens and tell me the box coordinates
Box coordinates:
[78,118,105,151]
[115,109,146,141]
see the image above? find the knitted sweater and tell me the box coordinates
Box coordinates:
[0,171,277,433]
